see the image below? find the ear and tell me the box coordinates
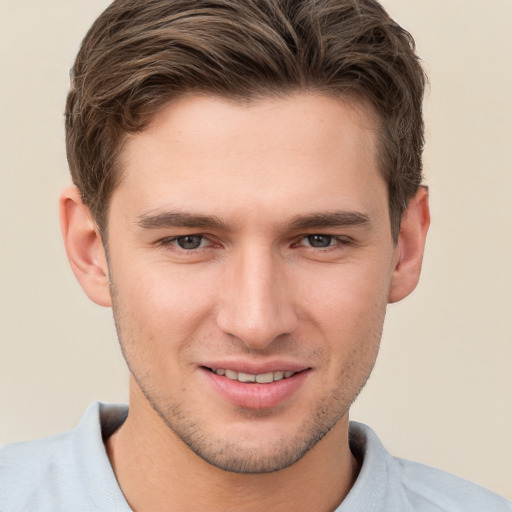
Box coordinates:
[388,186,430,304]
[59,186,112,307]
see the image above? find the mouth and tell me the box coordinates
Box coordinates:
[201,364,311,409]
[199,357,313,409]
[203,367,299,384]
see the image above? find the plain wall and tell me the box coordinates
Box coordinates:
[0,0,511,501]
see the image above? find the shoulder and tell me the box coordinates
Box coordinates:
[0,424,84,511]
[343,422,512,512]
[391,454,512,511]
[0,402,129,512]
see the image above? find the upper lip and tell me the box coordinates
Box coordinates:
[200,360,310,375]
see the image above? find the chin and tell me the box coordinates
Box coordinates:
[146,389,348,475]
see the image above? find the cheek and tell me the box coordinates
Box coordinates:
[296,259,390,376]
[117,262,216,320]
[110,263,219,368]
[300,258,391,325]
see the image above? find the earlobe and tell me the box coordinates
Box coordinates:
[59,186,112,307]
[388,186,430,304]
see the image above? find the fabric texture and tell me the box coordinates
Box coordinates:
[1,402,510,511]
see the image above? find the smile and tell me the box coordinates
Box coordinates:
[207,368,297,383]
[202,365,311,409]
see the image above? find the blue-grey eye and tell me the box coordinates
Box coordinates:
[176,235,203,249]
[307,234,333,248]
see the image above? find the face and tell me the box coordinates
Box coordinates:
[105,93,398,473]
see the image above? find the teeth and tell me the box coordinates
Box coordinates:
[225,369,238,380]
[214,368,296,383]
[238,372,256,383]
[255,372,274,383]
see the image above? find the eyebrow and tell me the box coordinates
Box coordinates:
[286,211,371,231]
[137,210,229,230]
[137,209,370,232]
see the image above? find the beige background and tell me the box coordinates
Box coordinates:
[1,0,511,501]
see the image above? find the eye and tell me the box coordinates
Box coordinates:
[157,234,220,261]
[165,235,207,251]
[174,235,206,250]
[304,234,335,248]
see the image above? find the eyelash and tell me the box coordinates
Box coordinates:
[158,234,353,252]
[294,234,351,250]
[159,235,217,251]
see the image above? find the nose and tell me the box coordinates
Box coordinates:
[216,245,298,349]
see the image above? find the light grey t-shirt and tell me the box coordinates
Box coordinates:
[1,402,510,511]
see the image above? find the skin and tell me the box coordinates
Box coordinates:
[60,93,429,511]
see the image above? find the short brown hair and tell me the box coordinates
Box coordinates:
[65,0,426,241]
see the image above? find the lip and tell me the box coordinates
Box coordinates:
[200,362,311,410]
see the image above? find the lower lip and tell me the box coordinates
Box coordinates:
[202,368,310,410]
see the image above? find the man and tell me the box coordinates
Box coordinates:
[0,0,510,510]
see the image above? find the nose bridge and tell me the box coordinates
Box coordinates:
[216,242,297,348]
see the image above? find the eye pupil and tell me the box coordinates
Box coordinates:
[177,236,203,249]
[307,235,332,248]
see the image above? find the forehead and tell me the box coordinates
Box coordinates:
[112,93,387,229]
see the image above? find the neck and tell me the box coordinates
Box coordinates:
[106,389,359,512]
